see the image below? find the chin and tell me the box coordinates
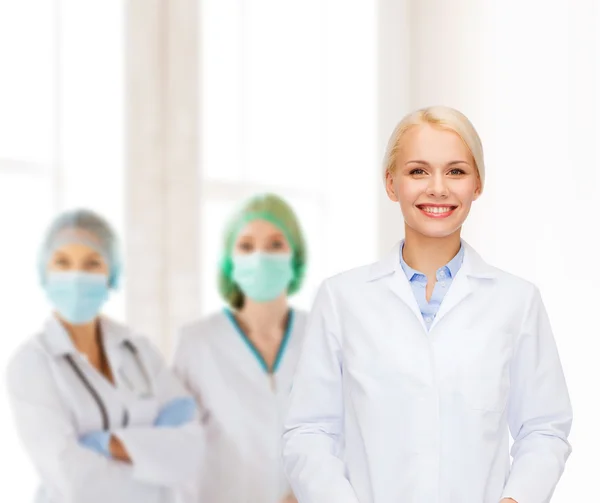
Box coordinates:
[416,227,460,239]
[406,219,464,240]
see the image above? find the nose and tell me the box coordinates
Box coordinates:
[426,173,449,198]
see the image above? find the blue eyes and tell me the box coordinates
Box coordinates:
[409,168,466,176]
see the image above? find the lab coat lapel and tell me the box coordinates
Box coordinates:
[429,241,497,331]
[386,270,428,331]
[370,240,497,333]
[220,311,271,383]
[369,242,428,331]
[99,317,131,378]
[429,268,473,331]
[42,316,77,356]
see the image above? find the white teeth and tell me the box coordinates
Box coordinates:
[421,206,453,214]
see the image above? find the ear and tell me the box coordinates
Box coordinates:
[473,177,483,201]
[385,171,399,202]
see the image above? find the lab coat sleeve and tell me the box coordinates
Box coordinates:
[502,287,573,503]
[112,338,204,487]
[6,344,149,503]
[171,327,214,503]
[282,281,360,503]
[172,327,210,423]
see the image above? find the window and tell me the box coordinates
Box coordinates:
[0,2,57,497]
[0,3,124,499]
[199,0,379,315]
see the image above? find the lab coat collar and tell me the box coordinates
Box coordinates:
[43,315,132,357]
[368,239,497,282]
[368,240,497,331]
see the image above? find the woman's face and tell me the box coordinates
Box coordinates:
[47,243,110,276]
[386,124,481,239]
[232,219,292,255]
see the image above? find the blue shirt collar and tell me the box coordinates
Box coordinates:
[400,241,465,282]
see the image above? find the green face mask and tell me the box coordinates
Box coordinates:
[232,252,294,302]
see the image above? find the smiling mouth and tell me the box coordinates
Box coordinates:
[416,205,458,218]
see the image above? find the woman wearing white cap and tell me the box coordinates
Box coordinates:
[6,209,203,503]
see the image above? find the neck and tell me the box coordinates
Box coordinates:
[402,225,462,278]
[236,295,289,336]
[57,315,100,355]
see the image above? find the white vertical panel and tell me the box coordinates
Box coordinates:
[376,0,411,254]
[125,0,166,345]
[126,0,200,354]
[164,0,200,356]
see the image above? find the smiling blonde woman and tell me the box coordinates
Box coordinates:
[282,106,572,503]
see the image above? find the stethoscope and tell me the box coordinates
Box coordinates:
[64,340,153,431]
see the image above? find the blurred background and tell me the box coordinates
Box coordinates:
[0,0,598,500]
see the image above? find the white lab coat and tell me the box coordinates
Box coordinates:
[173,308,307,503]
[282,241,572,503]
[5,316,203,503]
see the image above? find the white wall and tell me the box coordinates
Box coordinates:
[378,1,599,500]
[0,2,125,500]
[0,2,596,500]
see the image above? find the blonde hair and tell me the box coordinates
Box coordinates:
[382,105,485,191]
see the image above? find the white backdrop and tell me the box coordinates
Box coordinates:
[399,1,600,500]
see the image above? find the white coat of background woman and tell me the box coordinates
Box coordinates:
[174,193,308,503]
[6,209,203,503]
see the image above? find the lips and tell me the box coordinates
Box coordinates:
[416,205,457,218]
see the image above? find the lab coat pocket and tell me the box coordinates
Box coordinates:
[461,375,509,413]
[456,328,512,414]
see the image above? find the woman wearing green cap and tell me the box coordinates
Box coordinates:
[173,193,307,503]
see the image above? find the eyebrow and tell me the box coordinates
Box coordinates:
[238,232,285,241]
[405,160,470,166]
